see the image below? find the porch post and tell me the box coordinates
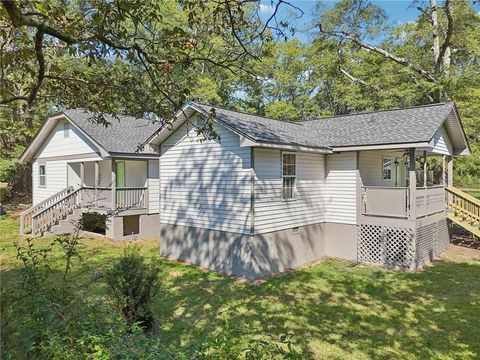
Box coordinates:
[80,162,85,187]
[94,160,99,206]
[80,161,85,205]
[111,160,116,210]
[447,156,453,203]
[423,150,427,188]
[447,156,453,187]
[408,148,417,220]
[442,155,446,186]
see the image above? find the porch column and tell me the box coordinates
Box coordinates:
[447,156,453,203]
[80,161,85,205]
[442,155,446,186]
[80,162,85,187]
[423,150,427,188]
[408,148,417,220]
[111,160,116,210]
[447,156,453,188]
[94,160,99,206]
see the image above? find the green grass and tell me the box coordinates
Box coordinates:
[1,214,480,359]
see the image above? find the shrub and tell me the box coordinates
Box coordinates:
[105,246,160,331]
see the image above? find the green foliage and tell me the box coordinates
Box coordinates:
[106,245,161,331]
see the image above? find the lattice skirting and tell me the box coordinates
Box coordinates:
[358,224,415,269]
[415,218,450,269]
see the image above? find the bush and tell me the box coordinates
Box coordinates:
[106,246,160,331]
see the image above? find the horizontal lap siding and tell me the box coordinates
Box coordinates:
[36,120,100,159]
[160,122,251,234]
[325,152,357,225]
[359,151,398,187]
[32,120,101,205]
[254,149,325,234]
[32,160,68,204]
[148,160,160,214]
[431,126,453,155]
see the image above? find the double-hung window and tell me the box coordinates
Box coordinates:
[282,153,296,199]
[382,157,392,180]
[39,164,46,187]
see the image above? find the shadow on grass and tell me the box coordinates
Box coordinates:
[2,234,479,359]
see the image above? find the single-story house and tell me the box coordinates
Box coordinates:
[20,102,473,279]
[19,109,162,239]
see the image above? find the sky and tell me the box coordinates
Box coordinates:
[258,0,480,42]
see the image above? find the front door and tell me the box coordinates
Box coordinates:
[396,157,406,187]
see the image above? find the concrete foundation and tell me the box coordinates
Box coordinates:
[160,222,363,279]
[106,213,160,240]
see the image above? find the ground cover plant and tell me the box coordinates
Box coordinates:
[1,212,479,359]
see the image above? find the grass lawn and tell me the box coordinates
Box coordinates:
[1,213,480,359]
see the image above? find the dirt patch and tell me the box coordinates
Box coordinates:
[451,234,480,250]
[441,244,480,262]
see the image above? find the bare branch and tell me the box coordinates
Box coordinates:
[319,24,437,83]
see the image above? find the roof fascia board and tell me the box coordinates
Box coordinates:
[331,142,430,152]
[20,114,67,163]
[62,113,109,157]
[253,142,332,154]
[108,152,160,159]
[449,105,471,155]
[187,102,258,143]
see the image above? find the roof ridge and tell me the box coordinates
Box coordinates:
[190,101,453,124]
[300,102,453,123]
[63,108,152,122]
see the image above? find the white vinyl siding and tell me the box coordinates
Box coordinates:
[358,150,404,187]
[325,152,357,225]
[431,126,453,155]
[160,122,251,234]
[254,149,325,234]
[148,160,159,214]
[32,160,68,204]
[35,120,100,159]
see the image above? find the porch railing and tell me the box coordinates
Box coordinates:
[20,186,74,234]
[362,186,447,219]
[416,186,446,217]
[115,187,146,209]
[361,186,410,218]
[81,186,146,209]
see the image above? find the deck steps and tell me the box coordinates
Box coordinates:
[48,209,83,235]
[446,187,480,238]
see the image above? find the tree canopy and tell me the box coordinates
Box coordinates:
[1,0,479,186]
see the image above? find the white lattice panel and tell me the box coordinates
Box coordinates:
[358,224,414,268]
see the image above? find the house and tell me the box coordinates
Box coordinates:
[145,102,473,278]
[20,102,476,279]
[19,109,162,239]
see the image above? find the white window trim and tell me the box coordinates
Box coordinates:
[39,163,46,188]
[281,151,297,200]
[382,156,393,181]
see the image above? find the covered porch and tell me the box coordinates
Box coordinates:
[67,159,149,212]
[357,147,454,270]
[360,148,451,220]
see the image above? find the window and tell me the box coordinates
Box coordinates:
[282,153,296,199]
[63,122,70,138]
[39,164,46,187]
[382,157,392,180]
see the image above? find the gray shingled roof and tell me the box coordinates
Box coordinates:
[190,102,455,149]
[63,109,162,154]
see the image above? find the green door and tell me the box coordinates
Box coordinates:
[396,157,406,187]
[116,161,125,205]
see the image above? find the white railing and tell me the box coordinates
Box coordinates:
[416,186,446,217]
[20,186,74,234]
[116,187,146,209]
[362,186,410,218]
